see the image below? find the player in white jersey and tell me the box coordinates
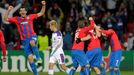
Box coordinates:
[48,20,72,75]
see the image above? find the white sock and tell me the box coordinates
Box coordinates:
[48,69,54,75]
[65,68,71,74]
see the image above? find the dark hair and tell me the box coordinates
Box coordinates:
[19,6,27,11]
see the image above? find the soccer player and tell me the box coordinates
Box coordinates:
[76,24,102,75]
[96,27,122,75]
[0,30,6,62]
[48,20,71,75]
[4,1,46,75]
[70,20,92,75]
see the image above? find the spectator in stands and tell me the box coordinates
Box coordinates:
[38,30,49,51]
[47,2,64,28]
[63,21,73,50]
[114,11,124,43]
[69,2,79,21]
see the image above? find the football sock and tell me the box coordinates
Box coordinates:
[30,62,38,75]
[68,68,76,75]
[109,69,114,75]
[115,69,120,75]
[84,66,90,75]
[80,70,85,75]
[32,46,41,60]
[101,66,106,75]
[48,69,54,75]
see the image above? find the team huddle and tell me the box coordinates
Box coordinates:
[0,0,122,75]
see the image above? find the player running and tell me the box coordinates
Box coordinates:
[4,1,46,75]
[48,20,72,75]
[0,30,7,62]
[70,18,95,75]
[95,27,122,75]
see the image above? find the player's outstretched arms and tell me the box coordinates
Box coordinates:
[37,0,46,17]
[4,6,14,21]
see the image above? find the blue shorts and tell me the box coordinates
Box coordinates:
[86,48,102,67]
[109,50,122,68]
[21,36,37,57]
[71,50,89,68]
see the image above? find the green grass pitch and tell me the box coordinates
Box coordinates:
[0,71,134,75]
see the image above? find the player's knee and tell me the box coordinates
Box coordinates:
[60,64,67,70]
[30,40,35,46]
[86,64,90,67]
[114,67,119,71]
[100,64,105,67]
[28,54,34,64]
[109,67,114,70]
[49,63,54,69]
[93,67,101,74]
[81,67,85,71]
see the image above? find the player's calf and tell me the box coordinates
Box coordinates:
[48,63,54,75]
[60,64,72,75]
[28,54,38,75]
[93,67,101,75]
[100,63,106,75]
[114,67,120,75]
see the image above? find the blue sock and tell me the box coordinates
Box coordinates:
[30,62,38,75]
[69,69,76,75]
[115,69,120,75]
[101,67,106,75]
[84,66,90,75]
[80,70,85,75]
[109,69,114,75]
[32,46,40,60]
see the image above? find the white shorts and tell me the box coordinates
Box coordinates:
[49,53,65,64]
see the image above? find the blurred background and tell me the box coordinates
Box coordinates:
[0,0,134,74]
[0,0,134,51]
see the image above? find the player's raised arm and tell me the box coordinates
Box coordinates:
[85,17,95,31]
[100,29,114,36]
[37,0,46,17]
[4,6,14,21]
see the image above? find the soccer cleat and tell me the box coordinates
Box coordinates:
[35,58,42,68]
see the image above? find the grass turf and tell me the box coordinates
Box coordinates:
[0,71,134,75]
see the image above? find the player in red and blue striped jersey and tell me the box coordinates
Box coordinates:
[0,30,6,62]
[71,17,96,75]
[4,1,46,75]
[100,29,122,75]
[95,26,122,75]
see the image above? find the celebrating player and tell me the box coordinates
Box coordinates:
[0,30,7,62]
[48,20,72,75]
[4,1,46,75]
[76,18,102,75]
[96,27,122,75]
[70,20,91,75]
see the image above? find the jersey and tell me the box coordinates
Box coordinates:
[72,28,87,50]
[87,29,101,50]
[7,14,38,40]
[100,29,122,51]
[0,30,6,57]
[51,31,64,55]
[72,19,95,50]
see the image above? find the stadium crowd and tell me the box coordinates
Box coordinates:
[0,0,134,51]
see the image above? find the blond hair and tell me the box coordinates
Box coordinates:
[49,20,58,27]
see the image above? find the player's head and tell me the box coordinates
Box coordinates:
[19,6,27,17]
[77,20,85,28]
[49,20,58,32]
